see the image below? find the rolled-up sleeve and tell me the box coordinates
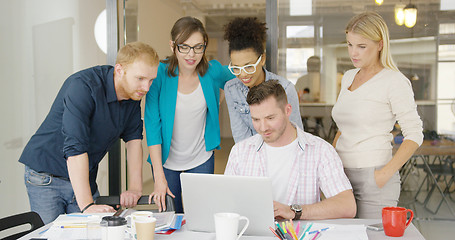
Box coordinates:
[318,142,352,198]
[389,77,424,146]
[62,79,94,158]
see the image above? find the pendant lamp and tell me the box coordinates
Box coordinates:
[404,3,417,28]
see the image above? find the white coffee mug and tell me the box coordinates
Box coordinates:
[126,211,154,240]
[214,212,249,240]
[100,216,127,240]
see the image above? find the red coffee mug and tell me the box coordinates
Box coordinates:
[382,207,414,237]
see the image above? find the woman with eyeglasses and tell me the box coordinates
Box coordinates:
[144,16,234,213]
[223,17,303,143]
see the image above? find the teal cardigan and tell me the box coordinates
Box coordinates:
[145,60,234,165]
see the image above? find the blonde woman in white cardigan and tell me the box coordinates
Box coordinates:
[332,11,423,218]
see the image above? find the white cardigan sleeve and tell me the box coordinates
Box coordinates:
[387,72,424,146]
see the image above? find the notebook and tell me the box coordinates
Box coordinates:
[180,173,275,236]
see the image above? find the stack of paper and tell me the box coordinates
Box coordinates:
[52,213,104,227]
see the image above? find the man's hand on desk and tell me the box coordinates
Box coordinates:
[120,190,142,208]
[83,204,116,213]
[273,201,295,220]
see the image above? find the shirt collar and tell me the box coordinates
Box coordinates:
[106,67,118,103]
[263,67,273,81]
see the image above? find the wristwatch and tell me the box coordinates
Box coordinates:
[290,204,302,220]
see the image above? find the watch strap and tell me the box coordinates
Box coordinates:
[290,205,302,220]
[293,209,302,220]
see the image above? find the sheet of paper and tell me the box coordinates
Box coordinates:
[300,222,368,240]
[52,213,106,226]
[42,225,94,239]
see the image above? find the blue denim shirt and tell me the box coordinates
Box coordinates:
[224,68,303,143]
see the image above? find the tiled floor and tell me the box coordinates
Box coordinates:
[144,137,455,239]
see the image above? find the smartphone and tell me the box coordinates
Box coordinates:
[367,223,384,231]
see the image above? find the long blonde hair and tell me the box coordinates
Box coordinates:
[345,11,398,71]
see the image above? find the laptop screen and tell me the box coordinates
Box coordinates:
[180,173,275,236]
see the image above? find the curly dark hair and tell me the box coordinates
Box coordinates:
[223,17,267,55]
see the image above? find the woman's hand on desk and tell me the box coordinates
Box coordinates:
[149,177,175,212]
[84,204,116,213]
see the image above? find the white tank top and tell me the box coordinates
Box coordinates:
[164,83,213,171]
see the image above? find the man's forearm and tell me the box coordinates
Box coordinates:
[126,139,143,192]
[67,153,93,211]
[301,190,356,220]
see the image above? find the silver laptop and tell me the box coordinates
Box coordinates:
[180,173,275,236]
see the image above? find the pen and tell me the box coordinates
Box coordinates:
[311,231,320,240]
[282,222,287,234]
[269,226,282,239]
[59,225,86,228]
[287,221,298,240]
[299,222,313,240]
[276,221,285,234]
[38,228,49,235]
[308,227,331,235]
[296,221,301,235]
[276,227,286,240]
[66,214,92,217]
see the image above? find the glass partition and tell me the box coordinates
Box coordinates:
[276,0,453,136]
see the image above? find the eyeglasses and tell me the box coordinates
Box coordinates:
[176,43,206,54]
[228,55,262,75]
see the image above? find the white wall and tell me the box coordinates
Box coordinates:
[0,0,106,219]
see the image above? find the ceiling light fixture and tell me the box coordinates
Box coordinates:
[375,0,384,6]
[394,4,405,26]
[404,3,418,28]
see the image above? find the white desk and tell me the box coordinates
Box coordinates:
[19,218,425,240]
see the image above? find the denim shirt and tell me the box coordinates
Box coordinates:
[224,68,303,143]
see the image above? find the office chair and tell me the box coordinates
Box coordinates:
[414,155,455,216]
[0,211,44,240]
[95,194,175,212]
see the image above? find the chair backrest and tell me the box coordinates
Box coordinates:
[95,194,175,212]
[0,211,44,240]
